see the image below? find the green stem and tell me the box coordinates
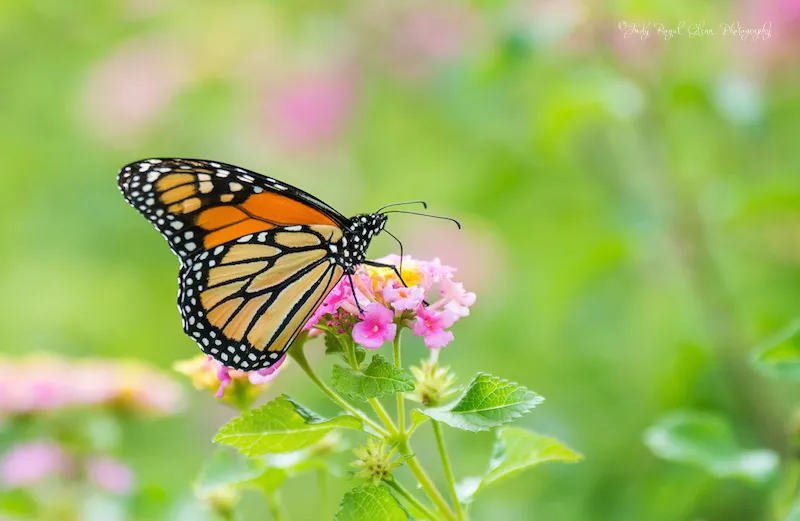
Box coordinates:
[289,340,388,437]
[338,334,398,436]
[432,421,464,520]
[265,490,288,521]
[369,398,398,437]
[385,478,439,521]
[394,332,405,435]
[398,438,458,521]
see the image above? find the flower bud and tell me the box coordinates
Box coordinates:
[407,359,457,406]
[351,438,403,485]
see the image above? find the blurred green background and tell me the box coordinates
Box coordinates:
[1,0,799,519]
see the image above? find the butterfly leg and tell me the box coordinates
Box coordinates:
[362,261,409,287]
[347,273,365,315]
[361,260,430,306]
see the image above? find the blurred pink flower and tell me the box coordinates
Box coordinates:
[175,354,286,400]
[0,355,183,418]
[741,0,800,65]
[0,441,72,488]
[412,308,457,349]
[81,38,190,146]
[263,70,355,150]
[380,0,480,78]
[85,456,135,495]
[352,303,397,349]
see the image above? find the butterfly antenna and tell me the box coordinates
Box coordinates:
[384,229,405,273]
[376,200,428,213]
[380,210,461,229]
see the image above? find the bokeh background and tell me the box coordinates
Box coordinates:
[1,0,799,519]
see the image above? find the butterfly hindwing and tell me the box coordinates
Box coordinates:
[117,158,348,261]
[178,225,345,369]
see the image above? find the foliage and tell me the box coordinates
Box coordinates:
[2,0,799,518]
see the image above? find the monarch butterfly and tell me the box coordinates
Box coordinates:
[117,158,456,371]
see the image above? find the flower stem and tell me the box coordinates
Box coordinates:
[265,490,288,521]
[385,478,439,521]
[398,438,458,521]
[394,332,405,435]
[432,421,464,521]
[339,334,398,436]
[289,340,387,437]
[369,398,398,437]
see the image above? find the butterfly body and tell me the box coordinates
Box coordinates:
[118,158,387,370]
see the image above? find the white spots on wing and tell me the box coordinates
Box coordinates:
[170,221,183,230]
[237,234,254,243]
[273,183,287,191]
[214,246,224,255]
[145,198,154,206]
[197,173,211,182]
[284,225,302,231]
[239,174,255,183]
[184,231,194,240]
[146,172,160,182]
[138,163,152,172]
[252,186,263,193]
[148,159,162,164]
[185,242,196,252]
[216,169,230,177]
[210,162,221,168]
[229,182,243,192]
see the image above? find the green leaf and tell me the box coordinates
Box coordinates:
[334,485,409,521]
[195,449,263,497]
[751,319,800,379]
[324,331,366,366]
[214,395,363,457]
[332,354,415,400]
[644,410,779,486]
[410,409,430,432]
[457,427,582,504]
[419,373,543,432]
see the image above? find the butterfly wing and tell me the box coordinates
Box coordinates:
[179,224,345,369]
[117,158,349,261]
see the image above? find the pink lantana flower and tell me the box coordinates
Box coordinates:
[383,284,425,312]
[438,278,477,317]
[412,308,458,349]
[303,256,474,351]
[352,303,397,350]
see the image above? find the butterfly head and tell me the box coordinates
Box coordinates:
[339,213,388,273]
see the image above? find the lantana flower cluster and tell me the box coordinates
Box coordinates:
[304,255,475,350]
[174,354,285,403]
[0,355,184,418]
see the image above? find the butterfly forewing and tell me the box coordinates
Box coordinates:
[117,158,388,371]
[179,225,345,369]
[117,158,347,261]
